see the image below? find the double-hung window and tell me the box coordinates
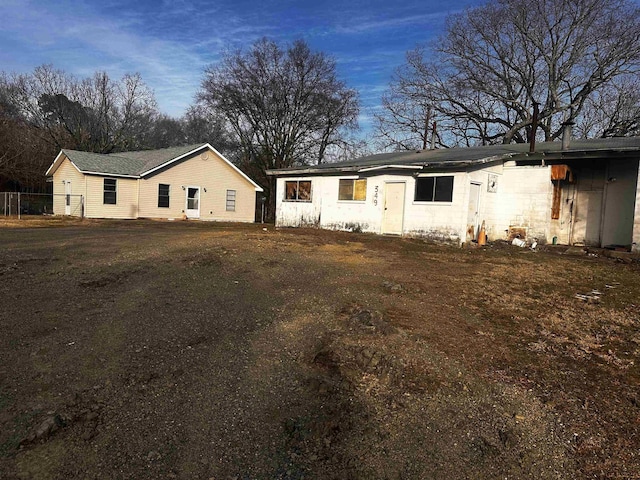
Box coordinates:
[226,190,236,211]
[414,176,454,202]
[338,179,367,201]
[103,178,117,205]
[158,184,170,208]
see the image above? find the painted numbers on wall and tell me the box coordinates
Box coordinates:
[373,185,379,206]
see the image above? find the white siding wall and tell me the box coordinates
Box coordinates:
[138,151,258,222]
[402,173,467,242]
[277,173,471,242]
[85,175,139,219]
[275,176,323,227]
[51,157,86,217]
[276,163,556,245]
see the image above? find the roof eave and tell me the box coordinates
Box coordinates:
[82,171,140,179]
[140,143,264,192]
[46,150,83,176]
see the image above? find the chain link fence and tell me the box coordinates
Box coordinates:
[0,193,84,218]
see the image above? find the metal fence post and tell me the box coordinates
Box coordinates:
[18,192,21,220]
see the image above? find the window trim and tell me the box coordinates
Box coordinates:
[226,189,236,212]
[413,175,454,203]
[284,180,312,202]
[338,178,367,202]
[103,178,117,205]
[158,183,170,208]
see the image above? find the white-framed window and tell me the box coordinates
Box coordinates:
[284,180,312,202]
[158,184,170,208]
[103,178,117,205]
[338,178,367,201]
[226,189,236,211]
[415,176,454,202]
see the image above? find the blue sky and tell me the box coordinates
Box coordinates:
[0,0,487,134]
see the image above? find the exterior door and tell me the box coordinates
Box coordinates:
[571,166,605,246]
[382,182,405,235]
[185,186,200,218]
[467,182,481,241]
[64,181,71,215]
[600,158,638,247]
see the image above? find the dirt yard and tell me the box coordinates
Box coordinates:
[0,219,639,479]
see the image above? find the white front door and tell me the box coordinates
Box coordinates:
[64,181,72,215]
[467,182,481,241]
[382,182,406,235]
[186,186,200,218]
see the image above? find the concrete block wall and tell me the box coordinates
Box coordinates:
[490,164,551,242]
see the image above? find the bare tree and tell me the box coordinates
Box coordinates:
[181,105,238,154]
[1,65,158,153]
[0,65,163,190]
[575,75,640,138]
[379,0,640,147]
[197,38,359,215]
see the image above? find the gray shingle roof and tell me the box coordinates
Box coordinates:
[62,144,206,177]
[267,137,640,175]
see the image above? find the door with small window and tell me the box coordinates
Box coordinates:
[185,186,200,218]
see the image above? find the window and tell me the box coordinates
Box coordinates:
[226,189,236,211]
[415,176,454,202]
[158,184,170,208]
[338,179,367,201]
[285,180,312,201]
[187,188,199,210]
[103,178,117,205]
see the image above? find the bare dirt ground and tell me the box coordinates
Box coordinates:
[0,218,639,479]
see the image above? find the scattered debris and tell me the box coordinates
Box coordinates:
[574,293,600,304]
[511,238,526,248]
[381,281,403,293]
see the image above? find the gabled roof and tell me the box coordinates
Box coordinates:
[46,144,263,191]
[266,137,640,176]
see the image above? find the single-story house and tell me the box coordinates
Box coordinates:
[267,137,640,252]
[46,143,263,221]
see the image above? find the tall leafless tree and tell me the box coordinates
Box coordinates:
[197,38,359,215]
[0,65,168,190]
[575,75,640,138]
[1,65,158,153]
[377,0,640,147]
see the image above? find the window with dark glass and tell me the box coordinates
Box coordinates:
[284,180,312,201]
[103,178,117,205]
[338,179,367,201]
[158,184,170,208]
[415,176,454,202]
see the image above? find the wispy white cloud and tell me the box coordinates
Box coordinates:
[333,10,455,35]
[0,0,276,116]
[0,0,473,129]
